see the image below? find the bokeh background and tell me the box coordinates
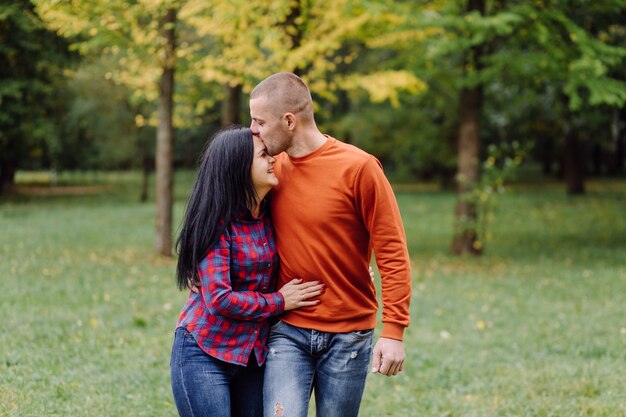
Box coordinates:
[1,1,625,416]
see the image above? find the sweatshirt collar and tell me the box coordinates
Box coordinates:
[288,135,335,163]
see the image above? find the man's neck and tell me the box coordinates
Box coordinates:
[285,128,327,158]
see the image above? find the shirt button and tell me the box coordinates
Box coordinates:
[263,242,268,247]
[267,263,271,268]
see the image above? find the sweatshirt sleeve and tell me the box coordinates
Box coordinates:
[198,228,285,321]
[354,156,412,340]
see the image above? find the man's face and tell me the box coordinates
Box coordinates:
[250,97,288,156]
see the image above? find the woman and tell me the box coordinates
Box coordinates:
[171,127,324,417]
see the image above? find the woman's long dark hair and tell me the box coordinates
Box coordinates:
[175,127,257,290]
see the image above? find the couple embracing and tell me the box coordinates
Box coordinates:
[170,72,412,417]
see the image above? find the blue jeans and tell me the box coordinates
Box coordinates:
[170,327,264,417]
[263,321,374,417]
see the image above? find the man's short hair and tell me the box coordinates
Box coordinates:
[250,72,314,122]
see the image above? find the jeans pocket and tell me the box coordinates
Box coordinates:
[349,329,374,340]
[176,329,210,363]
[269,319,283,332]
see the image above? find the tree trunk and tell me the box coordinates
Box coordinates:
[451,0,485,256]
[0,158,16,195]
[451,86,483,255]
[541,138,553,175]
[155,8,176,256]
[284,0,305,75]
[221,83,242,127]
[563,128,585,195]
[609,107,624,175]
[592,142,603,176]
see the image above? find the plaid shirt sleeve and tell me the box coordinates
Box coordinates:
[176,211,283,366]
[199,226,285,322]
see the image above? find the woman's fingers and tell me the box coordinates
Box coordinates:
[293,280,322,289]
[301,284,325,300]
[295,282,324,304]
[280,279,325,309]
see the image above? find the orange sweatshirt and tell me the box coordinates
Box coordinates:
[270,137,411,340]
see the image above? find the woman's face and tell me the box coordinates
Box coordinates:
[251,135,278,194]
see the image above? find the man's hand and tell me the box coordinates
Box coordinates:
[371,337,404,376]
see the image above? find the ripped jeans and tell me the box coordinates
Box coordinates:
[263,321,373,417]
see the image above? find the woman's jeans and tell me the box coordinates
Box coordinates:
[170,327,264,417]
[263,321,374,417]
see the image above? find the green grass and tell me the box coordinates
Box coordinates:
[1,172,625,416]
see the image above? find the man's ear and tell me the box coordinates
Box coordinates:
[283,112,297,131]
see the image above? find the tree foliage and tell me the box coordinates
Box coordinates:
[0,0,71,193]
[5,0,625,255]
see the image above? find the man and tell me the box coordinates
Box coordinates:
[249,72,412,417]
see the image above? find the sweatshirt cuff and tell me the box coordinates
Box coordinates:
[380,322,405,341]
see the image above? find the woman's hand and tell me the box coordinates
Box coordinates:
[279,279,325,311]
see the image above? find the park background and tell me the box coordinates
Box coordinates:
[1,0,625,416]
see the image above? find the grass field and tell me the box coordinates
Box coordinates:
[1,172,625,417]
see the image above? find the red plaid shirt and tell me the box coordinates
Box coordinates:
[176,209,284,366]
